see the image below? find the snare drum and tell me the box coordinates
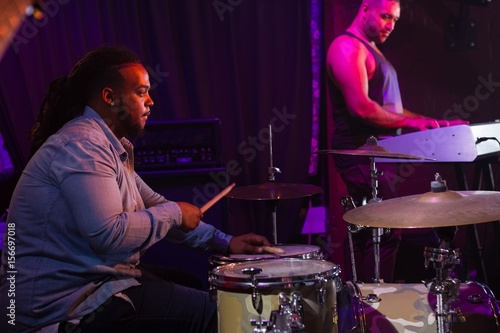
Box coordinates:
[337,281,500,333]
[209,244,322,269]
[210,258,341,333]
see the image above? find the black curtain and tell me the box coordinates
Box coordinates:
[0,0,313,242]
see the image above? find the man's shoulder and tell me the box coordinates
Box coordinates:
[52,116,109,147]
[330,33,365,51]
[64,116,104,135]
[328,33,368,65]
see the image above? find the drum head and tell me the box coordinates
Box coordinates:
[211,258,339,289]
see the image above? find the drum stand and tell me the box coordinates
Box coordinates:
[424,246,462,333]
[341,196,361,283]
[424,222,462,333]
[268,124,281,244]
[342,154,386,283]
[368,156,384,283]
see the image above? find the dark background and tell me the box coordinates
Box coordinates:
[0,0,499,298]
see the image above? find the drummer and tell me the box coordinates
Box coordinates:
[326,0,468,282]
[0,46,272,333]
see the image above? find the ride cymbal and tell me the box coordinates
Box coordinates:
[226,182,322,200]
[343,190,500,228]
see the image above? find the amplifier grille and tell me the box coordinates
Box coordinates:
[132,118,222,171]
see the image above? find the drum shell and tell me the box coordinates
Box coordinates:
[337,281,500,333]
[210,258,341,333]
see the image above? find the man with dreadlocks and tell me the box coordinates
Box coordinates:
[0,46,270,333]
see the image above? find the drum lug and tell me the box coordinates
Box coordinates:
[242,267,264,314]
[208,285,217,303]
[252,289,263,314]
[208,273,218,302]
[315,277,326,304]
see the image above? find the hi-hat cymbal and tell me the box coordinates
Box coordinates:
[226,182,322,200]
[315,144,434,160]
[343,190,500,228]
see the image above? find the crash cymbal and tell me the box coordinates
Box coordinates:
[343,190,500,228]
[315,144,434,160]
[226,182,322,200]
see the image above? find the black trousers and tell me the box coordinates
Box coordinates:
[59,264,217,333]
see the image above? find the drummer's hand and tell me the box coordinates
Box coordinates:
[176,202,202,232]
[228,233,271,254]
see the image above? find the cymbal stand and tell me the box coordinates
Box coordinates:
[424,247,461,333]
[341,196,361,283]
[268,124,281,244]
[368,155,384,283]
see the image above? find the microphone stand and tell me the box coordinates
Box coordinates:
[268,124,281,244]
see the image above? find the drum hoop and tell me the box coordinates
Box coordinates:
[209,244,321,264]
[346,281,366,332]
[210,259,340,288]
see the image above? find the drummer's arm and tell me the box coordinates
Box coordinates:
[135,175,232,252]
[164,222,232,253]
[136,174,271,254]
[164,226,271,255]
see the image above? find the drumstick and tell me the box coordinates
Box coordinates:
[262,246,286,255]
[200,183,236,213]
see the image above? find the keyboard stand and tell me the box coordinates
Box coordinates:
[454,155,499,285]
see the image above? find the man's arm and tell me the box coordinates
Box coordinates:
[327,37,462,131]
[135,174,271,254]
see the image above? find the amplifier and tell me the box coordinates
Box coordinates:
[132,118,222,171]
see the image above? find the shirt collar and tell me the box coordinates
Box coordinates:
[82,106,132,158]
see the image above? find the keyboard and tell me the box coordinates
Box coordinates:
[375,122,500,163]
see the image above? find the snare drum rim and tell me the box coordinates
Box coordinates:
[209,243,322,266]
[210,258,340,290]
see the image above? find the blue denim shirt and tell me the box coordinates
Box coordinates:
[0,107,232,332]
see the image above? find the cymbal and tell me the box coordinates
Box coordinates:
[315,144,434,160]
[226,182,322,200]
[343,190,500,228]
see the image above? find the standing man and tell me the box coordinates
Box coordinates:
[326,0,467,282]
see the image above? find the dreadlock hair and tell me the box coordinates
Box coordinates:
[29,46,141,155]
